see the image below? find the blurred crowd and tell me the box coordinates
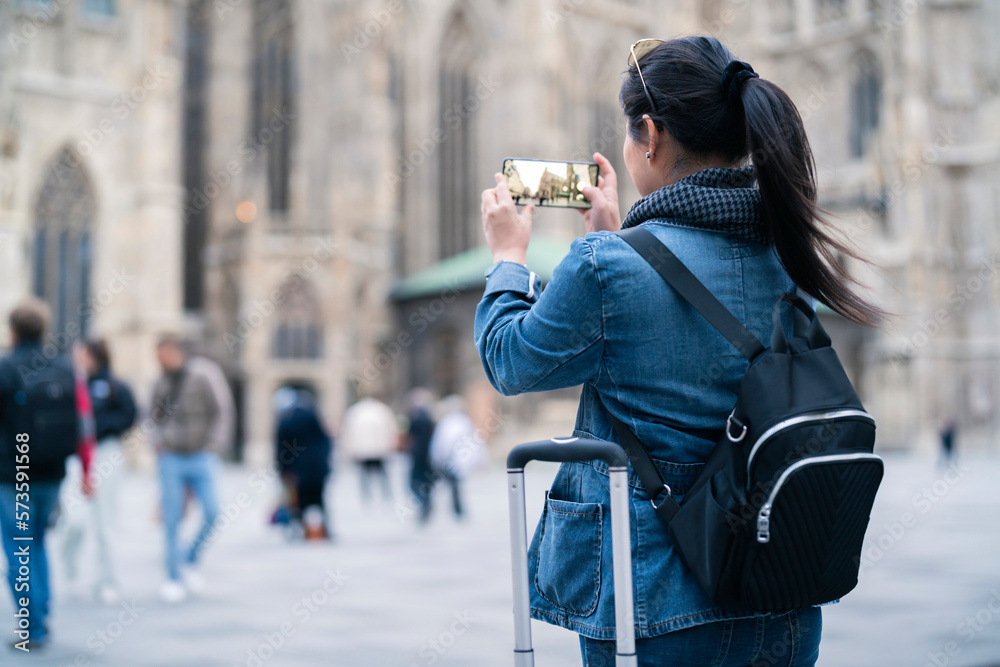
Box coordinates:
[0,297,486,649]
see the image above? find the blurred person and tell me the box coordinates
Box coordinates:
[938,416,957,467]
[476,36,886,666]
[0,299,94,649]
[404,388,436,523]
[150,335,233,603]
[427,395,486,521]
[59,338,137,605]
[339,396,397,504]
[274,388,333,540]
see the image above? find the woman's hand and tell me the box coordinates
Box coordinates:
[579,152,621,234]
[482,173,534,265]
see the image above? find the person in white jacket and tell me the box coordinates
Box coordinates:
[428,395,486,519]
[339,397,398,503]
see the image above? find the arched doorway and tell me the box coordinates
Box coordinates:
[33,148,95,345]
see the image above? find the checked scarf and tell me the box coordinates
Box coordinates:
[620,166,769,245]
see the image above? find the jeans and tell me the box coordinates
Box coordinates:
[358,459,391,503]
[158,451,220,582]
[0,480,62,642]
[579,607,822,667]
[59,440,123,590]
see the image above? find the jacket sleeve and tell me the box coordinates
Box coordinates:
[474,237,604,396]
[201,361,235,455]
[75,371,96,482]
[148,377,168,448]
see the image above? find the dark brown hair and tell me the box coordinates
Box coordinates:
[620,36,882,326]
[83,337,112,371]
[9,298,50,343]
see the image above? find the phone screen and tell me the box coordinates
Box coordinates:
[501,158,599,209]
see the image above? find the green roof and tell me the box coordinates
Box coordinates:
[390,237,573,301]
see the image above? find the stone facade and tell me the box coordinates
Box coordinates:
[0,0,185,437]
[1,0,996,464]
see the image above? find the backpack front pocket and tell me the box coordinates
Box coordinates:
[534,492,603,616]
[743,453,884,610]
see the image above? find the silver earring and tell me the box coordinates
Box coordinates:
[646,151,651,159]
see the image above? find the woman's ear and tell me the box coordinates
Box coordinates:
[642,114,660,159]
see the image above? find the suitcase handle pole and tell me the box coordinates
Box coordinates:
[506,437,637,667]
[507,467,534,667]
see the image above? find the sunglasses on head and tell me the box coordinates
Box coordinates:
[628,38,664,113]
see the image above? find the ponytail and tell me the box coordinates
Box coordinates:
[620,36,883,327]
[741,79,883,327]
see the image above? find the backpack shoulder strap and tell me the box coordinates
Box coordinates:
[597,393,680,525]
[617,226,764,360]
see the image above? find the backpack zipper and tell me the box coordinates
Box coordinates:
[746,409,874,480]
[755,452,882,544]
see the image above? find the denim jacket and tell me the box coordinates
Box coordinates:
[474,219,795,640]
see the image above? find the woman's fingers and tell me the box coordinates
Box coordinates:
[593,152,617,191]
[481,187,498,213]
[494,172,515,207]
[522,203,535,225]
[582,186,605,208]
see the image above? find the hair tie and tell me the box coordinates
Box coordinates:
[721,60,758,106]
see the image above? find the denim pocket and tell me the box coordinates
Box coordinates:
[534,492,603,616]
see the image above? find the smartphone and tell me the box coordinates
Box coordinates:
[501,158,599,209]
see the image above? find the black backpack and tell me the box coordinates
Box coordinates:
[609,227,884,612]
[2,358,80,478]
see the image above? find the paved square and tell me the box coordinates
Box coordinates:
[1,452,998,666]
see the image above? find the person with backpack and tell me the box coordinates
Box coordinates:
[274,388,333,540]
[0,298,95,650]
[58,338,137,605]
[150,334,233,603]
[477,37,883,666]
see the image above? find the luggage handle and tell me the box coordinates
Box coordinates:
[506,438,637,667]
[506,436,629,470]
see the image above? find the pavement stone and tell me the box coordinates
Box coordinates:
[0,451,998,666]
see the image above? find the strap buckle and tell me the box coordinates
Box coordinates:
[726,411,747,443]
[650,484,673,510]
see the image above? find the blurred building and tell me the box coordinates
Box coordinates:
[0,0,996,462]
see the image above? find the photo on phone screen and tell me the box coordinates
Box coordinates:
[501,158,599,209]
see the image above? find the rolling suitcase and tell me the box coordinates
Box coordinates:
[506,437,638,667]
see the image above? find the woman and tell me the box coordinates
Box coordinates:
[61,338,137,605]
[274,387,333,539]
[476,36,880,666]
